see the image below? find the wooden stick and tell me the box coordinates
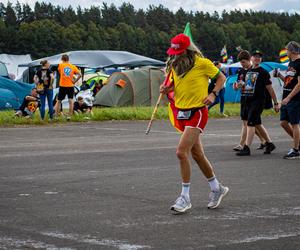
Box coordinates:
[145,93,163,135]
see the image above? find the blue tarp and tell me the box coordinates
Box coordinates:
[224,62,288,103]
[0,76,34,109]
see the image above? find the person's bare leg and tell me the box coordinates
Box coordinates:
[281,120,294,138]
[55,100,62,116]
[239,120,247,146]
[291,124,300,149]
[68,99,74,117]
[176,127,200,183]
[191,138,214,178]
[255,124,271,143]
[246,126,256,146]
[255,127,266,144]
[191,132,229,209]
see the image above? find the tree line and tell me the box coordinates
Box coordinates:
[0,1,299,62]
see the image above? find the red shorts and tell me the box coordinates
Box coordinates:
[170,104,209,133]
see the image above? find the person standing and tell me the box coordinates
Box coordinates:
[55,54,81,120]
[34,60,54,120]
[160,33,229,213]
[208,61,227,116]
[274,41,300,159]
[235,50,279,156]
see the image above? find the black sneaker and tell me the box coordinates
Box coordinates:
[264,142,276,154]
[256,143,266,150]
[283,148,300,159]
[236,145,251,156]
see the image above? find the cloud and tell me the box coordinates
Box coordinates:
[2,0,300,14]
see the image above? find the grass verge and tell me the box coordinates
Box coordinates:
[0,103,278,127]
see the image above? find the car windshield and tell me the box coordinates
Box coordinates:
[0,62,8,77]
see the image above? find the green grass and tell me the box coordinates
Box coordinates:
[0,103,278,127]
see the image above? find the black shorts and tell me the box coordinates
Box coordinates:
[58,87,74,101]
[280,100,300,124]
[241,100,264,126]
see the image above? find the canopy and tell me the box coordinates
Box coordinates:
[0,54,32,78]
[18,50,165,69]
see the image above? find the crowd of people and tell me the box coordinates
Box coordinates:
[15,54,103,120]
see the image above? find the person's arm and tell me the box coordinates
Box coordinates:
[266,84,279,112]
[203,72,226,105]
[282,75,300,105]
[50,72,54,85]
[160,73,174,94]
[33,74,39,84]
[73,72,82,85]
[25,95,39,101]
[273,69,286,82]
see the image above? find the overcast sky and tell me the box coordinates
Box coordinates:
[3,0,300,14]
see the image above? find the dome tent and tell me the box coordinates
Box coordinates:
[94,67,165,107]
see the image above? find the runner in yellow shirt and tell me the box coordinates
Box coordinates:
[160,33,229,213]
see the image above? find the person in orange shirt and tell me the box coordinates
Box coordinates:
[55,54,82,119]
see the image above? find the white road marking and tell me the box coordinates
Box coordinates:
[41,231,151,250]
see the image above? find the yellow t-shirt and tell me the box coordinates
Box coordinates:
[172,56,220,109]
[58,63,80,87]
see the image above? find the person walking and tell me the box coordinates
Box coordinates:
[274,41,300,159]
[160,33,229,213]
[55,54,81,120]
[33,60,54,120]
[208,61,227,116]
[234,50,279,156]
[233,51,276,152]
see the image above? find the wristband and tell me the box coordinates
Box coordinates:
[212,90,219,97]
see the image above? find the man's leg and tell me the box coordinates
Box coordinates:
[234,120,247,151]
[39,94,46,120]
[236,123,254,156]
[191,134,229,209]
[292,124,300,150]
[176,127,200,183]
[68,99,74,117]
[246,126,256,146]
[281,120,294,138]
[219,88,225,114]
[256,124,276,154]
[55,100,62,116]
[47,90,54,119]
[170,127,199,213]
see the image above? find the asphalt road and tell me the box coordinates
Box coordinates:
[0,117,299,250]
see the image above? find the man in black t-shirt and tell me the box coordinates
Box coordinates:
[234,50,279,156]
[274,41,300,159]
[73,96,92,115]
[15,88,40,118]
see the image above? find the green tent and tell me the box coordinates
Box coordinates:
[93,67,165,107]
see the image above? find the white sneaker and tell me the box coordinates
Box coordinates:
[207,185,229,209]
[170,195,192,213]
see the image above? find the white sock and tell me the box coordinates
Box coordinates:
[181,183,190,198]
[208,176,220,192]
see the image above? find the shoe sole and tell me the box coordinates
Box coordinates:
[207,187,229,209]
[236,153,250,156]
[170,203,192,213]
[233,148,242,151]
[283,156,300,159]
